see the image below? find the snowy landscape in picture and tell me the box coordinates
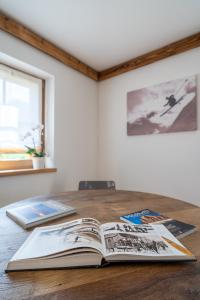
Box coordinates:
[127,75,197,136]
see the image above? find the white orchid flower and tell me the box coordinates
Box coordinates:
[22,131,32,141]
[32,124,44,131]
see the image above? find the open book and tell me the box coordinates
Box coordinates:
[6,218,196,271]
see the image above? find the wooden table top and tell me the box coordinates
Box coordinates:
[0,190,200,300]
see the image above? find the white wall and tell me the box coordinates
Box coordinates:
[0,31,98,207]
[1,30,200,208]
[98,48,200,206]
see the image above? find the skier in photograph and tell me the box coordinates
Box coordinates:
[164,94,177,107]
[74,235,80,243]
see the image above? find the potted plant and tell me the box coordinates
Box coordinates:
[22,124,46,169]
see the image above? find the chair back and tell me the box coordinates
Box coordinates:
[79,181,115,190]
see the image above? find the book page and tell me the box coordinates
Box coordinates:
[100,222,191,258]
[12,218,104,260]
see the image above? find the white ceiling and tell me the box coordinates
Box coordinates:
[0,0,200,71]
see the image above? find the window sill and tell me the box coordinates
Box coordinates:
[0,168,57,177]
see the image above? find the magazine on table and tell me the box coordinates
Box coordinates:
[120,209,196,239]
[6,200,76,229]
[6,218,196,271]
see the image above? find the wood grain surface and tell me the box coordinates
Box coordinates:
[98,32,200,81]
[0,190,200,300]
[0,168,57,177]
[0,14,98,81]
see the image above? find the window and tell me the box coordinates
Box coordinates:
[0,64,44,170]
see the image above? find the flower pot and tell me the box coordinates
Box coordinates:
[32,157,45,169]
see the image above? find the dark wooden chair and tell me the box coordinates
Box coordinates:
[79,181,116,190]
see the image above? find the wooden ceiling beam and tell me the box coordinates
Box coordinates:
[99,32,200,81]
[0,13,98,81]
[0,13,199,82]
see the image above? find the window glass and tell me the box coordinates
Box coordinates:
[0,64,43,154]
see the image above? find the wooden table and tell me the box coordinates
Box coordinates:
[1,190,200,300]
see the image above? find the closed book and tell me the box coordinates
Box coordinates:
[6,200,76,229]
[120,209,196,239]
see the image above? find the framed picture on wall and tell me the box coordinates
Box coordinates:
[127,75,197,136]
